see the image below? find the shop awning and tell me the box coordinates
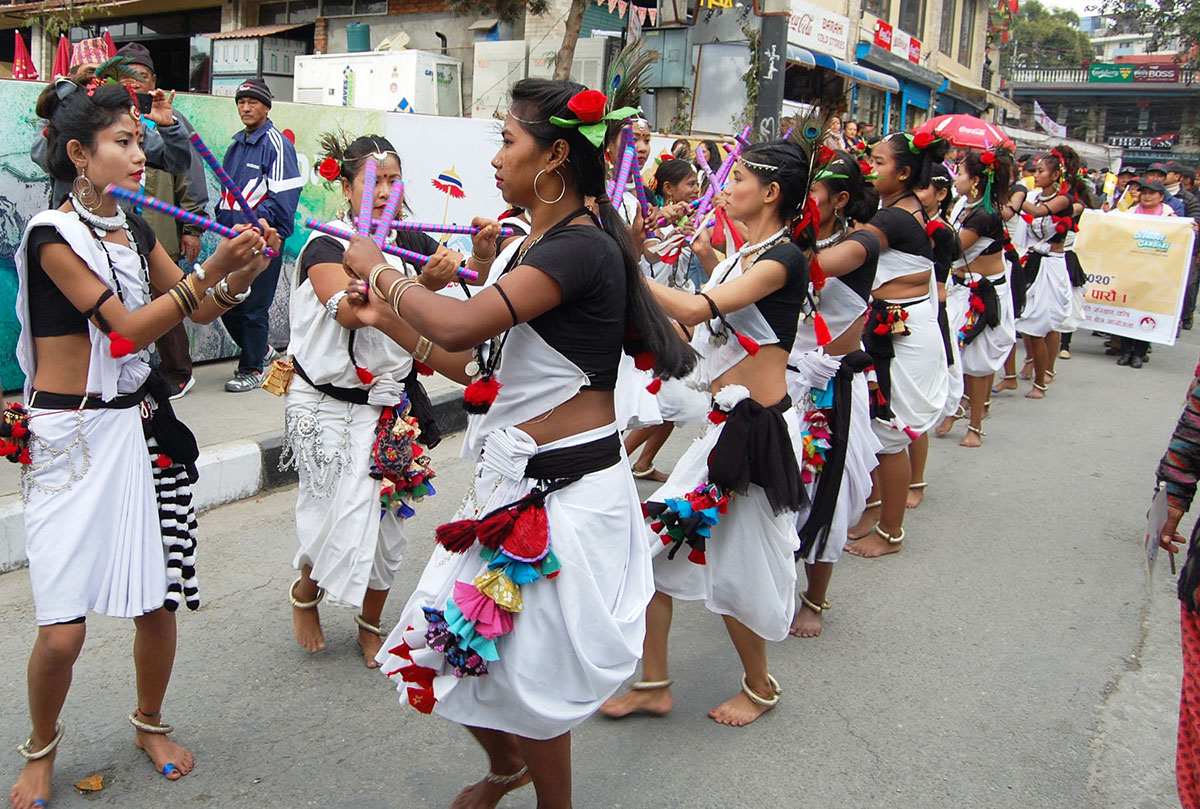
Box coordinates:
[787,45,900,93]
[855,42,944,89]
[206,23,310,40]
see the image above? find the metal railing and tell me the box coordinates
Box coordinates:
[1008,67,1196,84]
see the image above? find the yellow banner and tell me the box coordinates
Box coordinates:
[1076,210,1197,346]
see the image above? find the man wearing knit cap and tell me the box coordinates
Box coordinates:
[1166,161,1200,329]
[216,77,301,392]
[117,40,209,397]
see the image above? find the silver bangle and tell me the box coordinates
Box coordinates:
[324,289,349,320]
[219,277,251,304]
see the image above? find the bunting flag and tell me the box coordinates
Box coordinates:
[648,7,658,23]
[102,30,117,58]
[637,5,647,22]
[617,0,628,17]
[608,0,618,11]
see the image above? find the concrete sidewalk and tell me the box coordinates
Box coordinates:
[0,359,465,573]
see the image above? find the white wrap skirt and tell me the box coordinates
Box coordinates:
[946,271,1018,377]
[24,406,166,625]
[283,380,408,608]
[614,353,662,431]
[871,296,950,454]
[1016,252,1072,338]
[648,403,801,642]
[376,423,653,740]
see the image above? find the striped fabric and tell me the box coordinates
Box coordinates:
[1158,378,1200,513]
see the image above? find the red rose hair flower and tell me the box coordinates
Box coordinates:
[912,132,933,150]
[317,157,341,182]
[566,89,607,124]
[980,151,996,165]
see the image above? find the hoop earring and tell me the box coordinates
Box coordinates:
[72,166,100,210]
[534,168,566,205]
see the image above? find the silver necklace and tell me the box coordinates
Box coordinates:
[816,224,849,249]
[738,226,788,258]
[69,193,126,235]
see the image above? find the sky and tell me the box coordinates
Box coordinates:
[1045,0,1101,17]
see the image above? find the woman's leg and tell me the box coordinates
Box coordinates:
[961,374,990,448]
[131,608,194,779]
[1046,332,1062,377]
[994,346,1020,392]
[1026,335,1049,399]
[451,726,532,809]
[291,563,327,652]
[847,471,880,540]
[709,615,778,726]
[846,449,908,558]
[631,423,675,479]
[10,623,86,809]
[907,434,928,508]
[790,561,833,638]
[514,732,573,809]
[357,587,388,668]
[1059,330,1073,358]
[599,592,675,717]
[1019,336,1035,379]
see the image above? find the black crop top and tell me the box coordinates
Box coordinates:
[753,241,810,352]
[959,208,1005,255]
[869,206,933,260]
[518,223,626,390]
[299,230,441,283]
[929,219,959,283]
[835,230,881,301]
[25,215,157,338]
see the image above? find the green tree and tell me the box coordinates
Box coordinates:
[1095,0,1200,66]
[447,0,549,22]
[1000,0,1095,71]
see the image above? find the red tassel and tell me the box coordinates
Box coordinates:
[434,519,478,553]
[388,640,413,660]
[462,376,502,414]
[735,332,759,355]
[925,220,944,238]
[633,350,656,371]
[0,441,15,457]
[475,508,517,550]
[687,547,707,565]
[155,454,172,469]
[813,312,832,346]
[414,360,434,376]
[649,521,664,533]
[407,686,436,715]
[18,449,31,465]
[108,332,134,358]
[356,366,376,385]
[645,377,662,394]
[810,255,826,291]
[708,410,727,424]
[503,505,549,561]
[11,423,27,440]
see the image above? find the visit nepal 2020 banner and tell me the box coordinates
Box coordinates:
[0,78,506,392]
[1076,209,1197,346]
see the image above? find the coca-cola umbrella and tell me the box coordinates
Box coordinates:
[913,114,1013,151]
[13,32,38,80]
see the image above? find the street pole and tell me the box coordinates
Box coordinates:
[754,14,787,142]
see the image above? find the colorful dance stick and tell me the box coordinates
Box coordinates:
[304,219,479,282]
[372,179,405,249]
[106,185,278,258]
[734,126,752,148]
[188,131,259,227]
[781,127,793,141]
[654,200,701,229]
[631,166,652,223]
[694,144,714,178]
[369,219,516,238]
[607,139,638,209]
[356,157,378,236]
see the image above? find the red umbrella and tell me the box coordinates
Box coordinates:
[13,32,38,81]
[914,114,1013,150]
[102,30,116,58]
[52,35,71,78]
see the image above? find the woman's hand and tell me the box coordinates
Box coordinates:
[419,246,464,290]
[206,223,268,278]
[469,217,503,263]
[659,201,690,224]
[147,89,177,127]
[1160,505,1188,555]
[343,233,388,282]
[343,278,386,328]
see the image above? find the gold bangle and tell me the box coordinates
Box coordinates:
[389,277,418,310]
[414,336,433,362]
[183,274,202,307]
[172,279,197,311]
[167,287,189,317]
[368,263,393,294]
[391,279,422,315]
[384,276,408,305]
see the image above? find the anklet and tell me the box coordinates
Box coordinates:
[355,614,386,638]
[873,523,905,544]
[484,765,529,786]
[128,712,174,735]
[631,678,674,691]
[17,722,64,761]
[798,592,825,614]
[289,576,325,610]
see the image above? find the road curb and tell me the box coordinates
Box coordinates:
[0,389,466,575]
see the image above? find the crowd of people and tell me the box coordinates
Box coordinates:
[9,47,1200,809]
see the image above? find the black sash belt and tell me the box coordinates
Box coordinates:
[1065,250,1087,288]
[937,300,954,366]
[524,432,621,482]
[293,359,370,405]
[708,394,806,515]
[862,297,926,421]
[955,275,1003,346]
[293,360,442,448]
[797,350,873,560]
[29,381,149,411]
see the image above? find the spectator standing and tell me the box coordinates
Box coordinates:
[216,78,302,392]
[118,42,209,398]
[1167,162,1200,329]
[1117,179,1175,368]
[1146,162,1186,216]
[823,115,844,150]
[842,119,859,148]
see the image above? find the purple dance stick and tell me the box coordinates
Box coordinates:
[373,179,405,249]
[369,219,516,238]
[356,157,378,236]
[106,185,278,258]
[631,167,652,222]
[304,219,478,282]
[694,144,714,178]
[607,140,638,207]
[188,132,259,226]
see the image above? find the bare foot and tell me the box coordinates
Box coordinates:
[357,625,383,669]
[10,752,54,809]
[1018,357,1034,380]
[992,377,1018,393]
[906,485,925,509]
[934,414,959,437]
[845,531,903,559]
[134,728,195,780]
[449,768,532,809]
[599,686,674,718]
[847,506,880,540]
[1025,386,1045,400]
[959,430,982,448]
[632,465,669,483]
[708,686,776,727]
[789,602,823,638]
[292,604,327,652]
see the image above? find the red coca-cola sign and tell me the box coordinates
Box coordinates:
[907,35,922,64]
[874,19,893,50]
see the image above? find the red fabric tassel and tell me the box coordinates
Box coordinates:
[462,376,502,414]
[735,332,760,355]
[810,255,826,291]
[504,505,549,561]
[434,520,478,553]
[407,686,436,714]
[0,441,16,457]
[399,663,437,690]
[475,508,517,550]
[645,377,662,394]
[388,640,413,660]
[687,548,707,565]
[414,360,434,376]
[11,423,26,440]
[708,410,727,424]
[633,351,656,371]
[155,454,172,469]
[356,366,375,385]
[18,449,31,465]
[649,521,664,533]
[813,312,832,346]
[925,220,944,238]
[108,332,134,358]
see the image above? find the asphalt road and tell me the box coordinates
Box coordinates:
[0,330,1193,809]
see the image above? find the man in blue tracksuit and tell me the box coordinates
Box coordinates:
[216,77,302,392]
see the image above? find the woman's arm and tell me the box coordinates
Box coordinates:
[863,223,891,252]
[647,257,787,327]
[1001,188,1027,220]
[958,228,981,251]
[309,262,375,330]
[1021,194,1071,217]
[815,237,870,278]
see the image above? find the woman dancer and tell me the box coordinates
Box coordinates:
[1015,148,1076,399]
[787,150,882,637]
[343,78,693,809]
[602,139,812,726]
[625,157,706,481]
[284,133,493,666]
[845,131,949,558]
[993,171,1029,394]
[11,69,274,809]
[943,147,1017,446]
